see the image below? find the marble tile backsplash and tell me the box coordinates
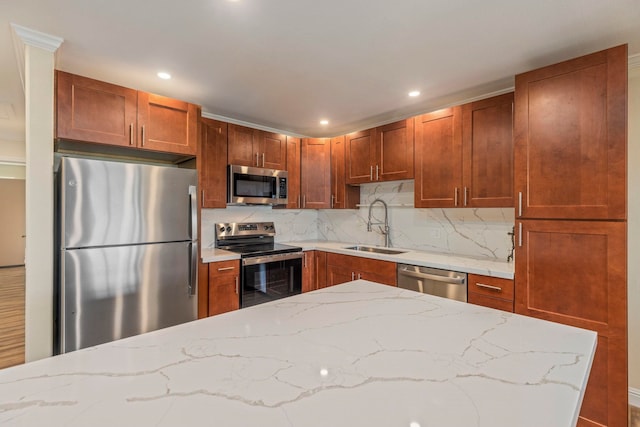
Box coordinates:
[201,180,515,261]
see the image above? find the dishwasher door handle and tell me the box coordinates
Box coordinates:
[398,269,466,285]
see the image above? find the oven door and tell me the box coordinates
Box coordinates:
[241,252,303,308]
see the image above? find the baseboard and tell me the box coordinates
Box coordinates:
[630,387,640,408]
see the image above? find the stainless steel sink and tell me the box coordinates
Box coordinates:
[344,245,407,255]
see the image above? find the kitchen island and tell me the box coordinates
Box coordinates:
[0,280,595,426]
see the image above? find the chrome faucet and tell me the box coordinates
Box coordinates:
[367,198,390,247]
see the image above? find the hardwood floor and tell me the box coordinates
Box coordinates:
[0,266,25,369]
[631,404,640,427]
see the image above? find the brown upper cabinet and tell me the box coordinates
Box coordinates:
[56,71,198,156]
[345,119,414,184]
[330,136,360,209]
[300,138,331,209]
[415,94,514,208]
[514,45,627,220]
[199,118,228,208]
[462,93,514,207]
[414,107,463,208]
[286,136,302,209]
[227,124,287,170]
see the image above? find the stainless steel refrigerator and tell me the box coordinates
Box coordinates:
[55,157,198,353]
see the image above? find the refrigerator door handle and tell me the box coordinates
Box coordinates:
[188,185,198,296]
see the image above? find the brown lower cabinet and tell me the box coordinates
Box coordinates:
[467,274,514,312]
[208,259,240,316]
[326,253,396,287]
[515,219,627,427]
[302,251,327,292]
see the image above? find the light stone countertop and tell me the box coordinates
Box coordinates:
[202,240,514,279]
[0,280,594,427]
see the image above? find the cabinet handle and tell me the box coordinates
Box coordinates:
[129,123,134,145]
[262,153,265,167]
[454,188,459,206]
[518,192,523,217]
[375,165,379,181]
[518,222,523,247]
[476,282,502,292]
[201,190,205,207]
[298,195,301,208]
[303,195,306,208]
[141,125,145,147]
[357,273,362,279]
[217,266,235,272]
[331,194,335,208]
[255,152,259,167]
[235,276,239,294]
[303,252,307,267]
[351,272,355,280]
[464,187,468,206]
[370,165,373,181]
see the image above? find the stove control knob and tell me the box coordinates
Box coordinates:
[219,226,225,232]
[264,225,269,230]
[269,225,274,230]
[226,226,232,232]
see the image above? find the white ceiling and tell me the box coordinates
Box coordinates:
[1,0,640,142]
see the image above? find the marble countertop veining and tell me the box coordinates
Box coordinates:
[201,240,514,279]
[0,280,595,427]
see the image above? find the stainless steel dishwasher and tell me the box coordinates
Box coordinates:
[397,264,467,302]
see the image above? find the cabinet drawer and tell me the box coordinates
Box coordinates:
[468,292,514,313]
[209,260,239,277]
[468,274,514,301]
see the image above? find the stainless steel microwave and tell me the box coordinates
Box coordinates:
[228,165,288,205]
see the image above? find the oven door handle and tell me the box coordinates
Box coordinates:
[242,252,303,266]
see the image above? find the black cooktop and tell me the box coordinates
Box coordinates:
[221,242,302,257]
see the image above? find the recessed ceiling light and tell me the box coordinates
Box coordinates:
[157,72,172,80]
[409,422,421,427]
[408,90,420,97]
[320,119,329,125]
[320,368,329,377]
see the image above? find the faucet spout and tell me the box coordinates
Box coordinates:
[367,198,390,247]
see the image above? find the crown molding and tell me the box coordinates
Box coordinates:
[629,53,640,70]
[10,23,63,52]
[201,111,308,138]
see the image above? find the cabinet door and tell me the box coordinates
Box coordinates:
[514,45,627,220]
[375,119,414,182]
[228,124,259,167]
[258,131,287,170]
[414,107,463,208]
[314,251,328,288]
[326,263,356,287]
[462,93,514,207]
[302,251,316,292]
[301,138,331,209]
[286,136,302,209]
[357,258,397,286]
[345,129,375,184]
[56,71,138,147]
[208,260,240,316]
[330,136,360,209]
[197,262,209,319]
[199,118,228,208]
[137,92,198,155]
[515,219,626,427]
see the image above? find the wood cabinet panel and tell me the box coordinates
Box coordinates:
[468,273,514,302]
[376,118,414,181]
[414,107,462,208]
[199,118,228,208]
[56,71,138,147]
[286,136,302,209]
[515,219,626,427]
[330,136,359,209]
[259,131,287,170]
[514,45,627,220]
[345,129,376,184]
[467,293,513,312]
[137,92,198,155]
[462,93,514,207]
[326,253,396,287]
[208,260,240,316]
[314,251,328,289]
[197,262,209,319]
[302,250,316,293]
[227,124,259,166]
[301,138,331,209]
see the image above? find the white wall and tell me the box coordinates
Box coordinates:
[628,66,640,394]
